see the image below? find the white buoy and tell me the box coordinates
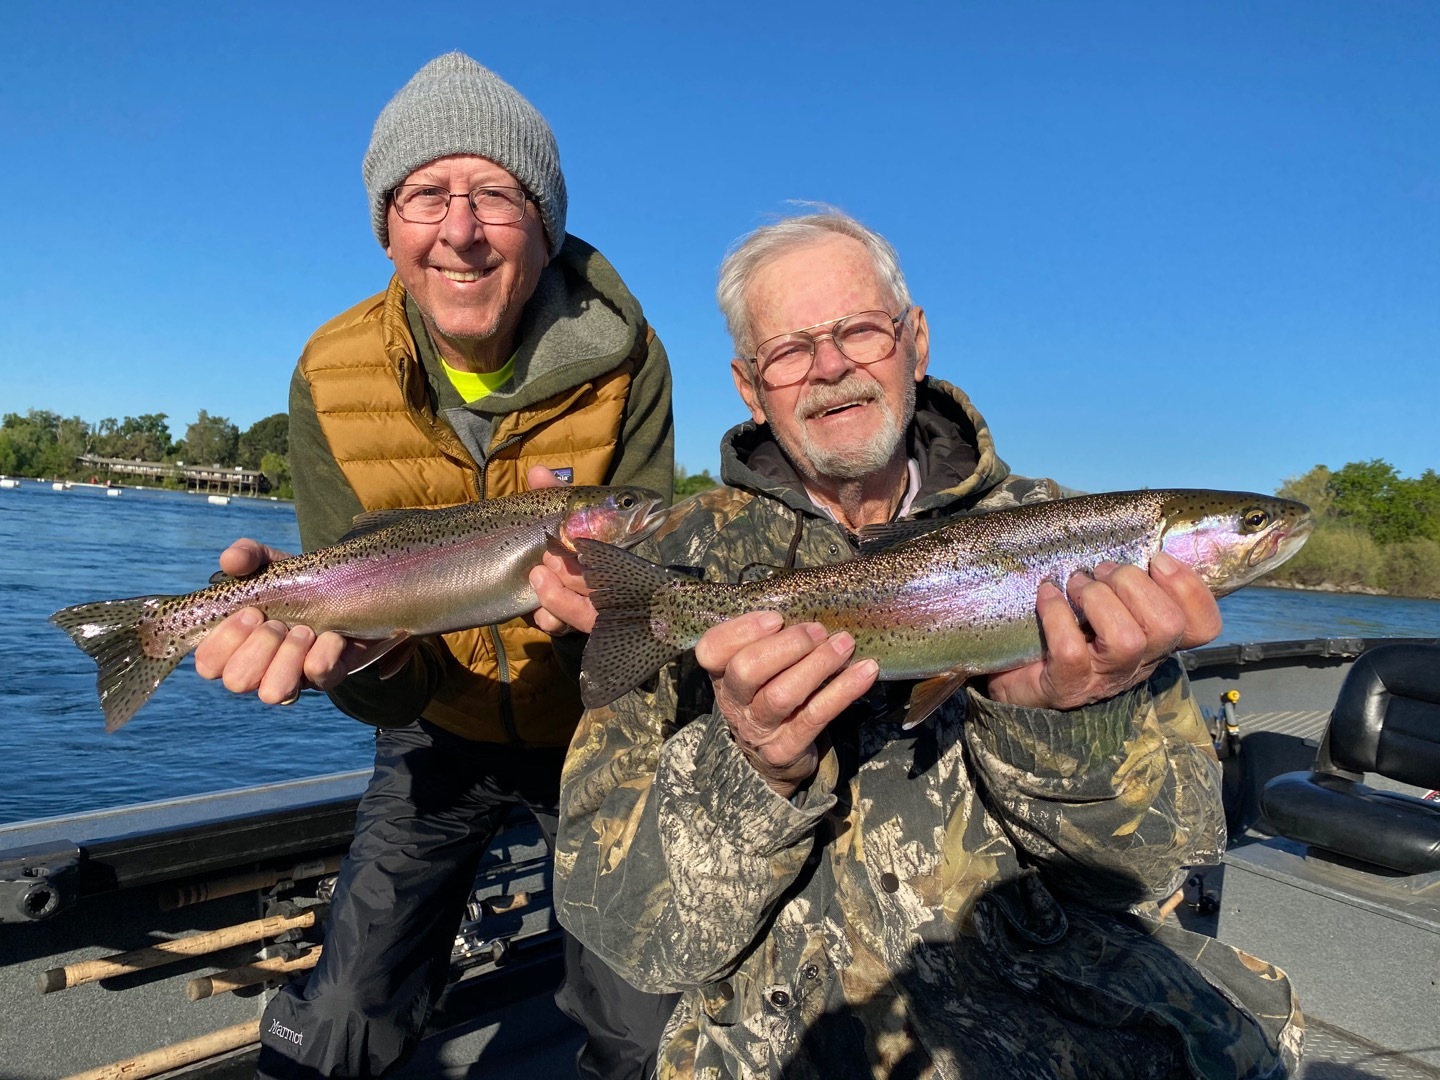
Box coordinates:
[0,478,19,489]
[52,482,66,491]
[107,487,123,497]
[207,494,231,506]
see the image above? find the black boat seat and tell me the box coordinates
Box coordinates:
[1261,642,1440,875]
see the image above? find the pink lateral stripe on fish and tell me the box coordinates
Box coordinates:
[574,489,1312,724]
[52,486,666,732]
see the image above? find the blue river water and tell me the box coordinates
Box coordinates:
[4,480,1440,826]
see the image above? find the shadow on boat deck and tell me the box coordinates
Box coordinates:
[178,951,584,1079]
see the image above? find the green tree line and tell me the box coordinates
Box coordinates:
[675,466,718,498]
[0,406,725,507]
[0,409,292,498]
[1264,460,1440,599]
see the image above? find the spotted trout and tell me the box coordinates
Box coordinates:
[53,486,666,731]
[574,489,1311,719]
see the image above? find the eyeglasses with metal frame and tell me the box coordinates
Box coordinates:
[389,184,530,226]
[748,308,912,389]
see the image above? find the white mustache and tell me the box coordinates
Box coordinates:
[798,376,884,420]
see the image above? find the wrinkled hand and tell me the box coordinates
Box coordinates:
[984,551,1222,710]
[697,611,880,798]
[524,464,597,636]
[193,538,364,704]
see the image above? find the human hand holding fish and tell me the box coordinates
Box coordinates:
[981,552,1223,710]
[193,539,361,707]
[698,613,880,798]
[525,465,596,638]
[530,553,596,636]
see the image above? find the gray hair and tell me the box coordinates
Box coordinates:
[716,209,913,358]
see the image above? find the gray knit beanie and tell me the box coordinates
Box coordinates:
[362,52,567,256]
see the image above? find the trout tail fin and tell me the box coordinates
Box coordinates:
[50,597,186,732]
[573,538,687,709]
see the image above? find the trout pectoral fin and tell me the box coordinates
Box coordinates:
[903,671,968,729]
[343,632,416,680]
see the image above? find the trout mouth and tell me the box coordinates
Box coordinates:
[1248,516,1313,568]
[632,503,670,545]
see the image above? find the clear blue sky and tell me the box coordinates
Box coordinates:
[2,1,1436,495]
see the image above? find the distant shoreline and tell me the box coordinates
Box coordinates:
[1263,581,1385,596]
[1,477,292,504]
[1251,581,1436,601]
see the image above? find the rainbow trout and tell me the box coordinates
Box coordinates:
[53,486,665,731]
[574,489,1311,719]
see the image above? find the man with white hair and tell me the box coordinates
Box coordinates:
[533,212,1303,1078]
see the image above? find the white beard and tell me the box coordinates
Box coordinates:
[768,370,917,483]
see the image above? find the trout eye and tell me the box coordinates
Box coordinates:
[617,493,636,509]
[1241,508,1271,532]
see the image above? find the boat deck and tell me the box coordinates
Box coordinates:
[6,638,1439,1078]
[192,955,585,1079]
[1297,1022,1440,1080]
[1234,708,1330,741]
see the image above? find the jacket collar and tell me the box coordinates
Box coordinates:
[381,233,646,419]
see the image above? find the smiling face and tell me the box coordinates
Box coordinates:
[384,155,550,371]
[731,234,930,485]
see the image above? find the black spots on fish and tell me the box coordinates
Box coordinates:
[573,538,692,708]
[580,613,679,710]
[574,538,679,610]
[96,650,185,732]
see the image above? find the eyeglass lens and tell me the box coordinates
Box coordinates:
[392,186,526,225]
[756,311,900,386]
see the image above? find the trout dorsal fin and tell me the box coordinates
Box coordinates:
[856,516,952,554]
[339,507,430,543]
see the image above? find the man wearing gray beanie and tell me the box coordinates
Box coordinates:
[195,51,676,1080]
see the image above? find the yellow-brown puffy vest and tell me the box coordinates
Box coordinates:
[301,278,637,746]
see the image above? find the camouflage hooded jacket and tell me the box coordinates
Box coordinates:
[554,379,1302,1079]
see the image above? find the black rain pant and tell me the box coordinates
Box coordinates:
[256,719,677,1079]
